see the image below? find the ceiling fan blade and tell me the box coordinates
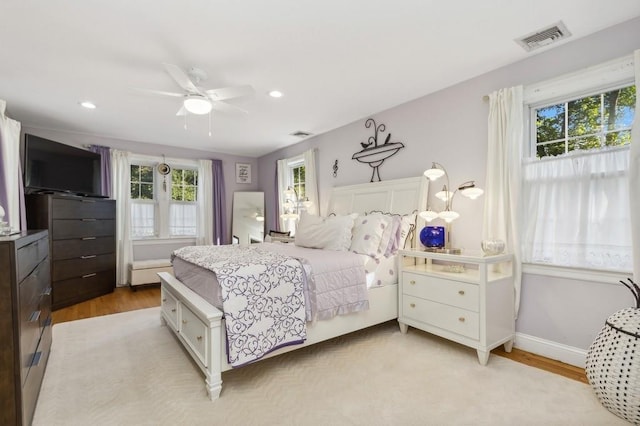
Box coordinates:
[163,63,200,94]
[211,100,248,114]
[133,88,184,98]
[176,105,187,116]
[206,85,254,101]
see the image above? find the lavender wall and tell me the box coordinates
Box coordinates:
[21,127,259,258]
[257,17,640,354]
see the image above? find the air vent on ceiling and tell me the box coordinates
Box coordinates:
[516,21,571,52]
[290,130,313,138]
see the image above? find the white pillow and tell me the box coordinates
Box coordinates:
[398,214,416,250]
[295,212,355,251]
[350,215,389,257]
[368,213,397,257]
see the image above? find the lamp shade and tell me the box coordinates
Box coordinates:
[438,210,460,223]
[0,204,4,219]
[423,167,445,181]
[435,190,454,202]
[183,95,212,115]
[461,186,484,199]
[419,210,439,222]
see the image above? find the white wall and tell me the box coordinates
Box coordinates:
[257,17,640,362]
[21,127,259,259]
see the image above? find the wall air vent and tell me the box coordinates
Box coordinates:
[290,130,313,138]
[516,21,571,52]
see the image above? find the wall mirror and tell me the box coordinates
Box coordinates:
[232,191,265,245]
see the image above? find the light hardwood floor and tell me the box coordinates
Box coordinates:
[52,285,588,385]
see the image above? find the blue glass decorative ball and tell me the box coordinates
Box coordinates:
[420,226,445,248]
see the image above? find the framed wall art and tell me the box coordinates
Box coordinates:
[236,163,252,184]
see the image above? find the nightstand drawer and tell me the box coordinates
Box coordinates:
[402,295,479,339]
[403,272,479,312]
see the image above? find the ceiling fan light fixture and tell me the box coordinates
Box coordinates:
[183,95,212,115]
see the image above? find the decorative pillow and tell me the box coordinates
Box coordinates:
[295,212,355,251]
[367,213,398,258]
[398,214,416,250]
[385,215,402,256]
[269,230,291,237]
[350,215,389,257]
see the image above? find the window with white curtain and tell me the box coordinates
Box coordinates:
[523,72,636,271]
[130,157,199,239]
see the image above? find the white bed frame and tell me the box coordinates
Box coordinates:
[159,176,428,400]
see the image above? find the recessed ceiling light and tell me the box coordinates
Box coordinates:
[80,101,96,109]
[268,90,283,98]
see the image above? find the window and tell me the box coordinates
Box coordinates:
[170,168,197,236]
[523,82,636,271]
[534,86,635,158]
[290,162,306,202]
[130,164,155,238]
[130,159,199,239]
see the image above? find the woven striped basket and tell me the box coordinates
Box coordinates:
[585,279,640,425]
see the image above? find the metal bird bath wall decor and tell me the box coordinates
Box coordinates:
[352,118,405,182]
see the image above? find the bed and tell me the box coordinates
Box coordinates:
[158,176,428,400]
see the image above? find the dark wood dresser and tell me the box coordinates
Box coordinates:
[26,194,116,310]
[0,230,52,426]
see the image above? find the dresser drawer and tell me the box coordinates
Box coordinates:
[52,219,115,240]
[180,304,208,366]
[52,236,115,260]
[53,269,115,307]
[52,252,116,281]
[19,259,50,371]
[21,320,52,426]
[17,236,49,283]
[403,272,479,312]
[402,295,479,340]
[52,198,116,219]
[161,288,179,331]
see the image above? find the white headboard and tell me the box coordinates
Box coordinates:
[328,176,428,217]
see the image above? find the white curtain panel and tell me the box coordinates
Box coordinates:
[111,150,133,286]
[631,49,640,280]
[276,158,288,231]
[303,148,319,216]
[196,159,213,245]
[522,148,631,271]
[0,100,23,230]
[484,86,524,316]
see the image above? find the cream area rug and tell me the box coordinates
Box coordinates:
[33,308,625,426]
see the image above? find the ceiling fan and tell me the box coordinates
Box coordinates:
[136,63,255,116]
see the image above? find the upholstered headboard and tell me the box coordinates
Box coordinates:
[328,176,429,249]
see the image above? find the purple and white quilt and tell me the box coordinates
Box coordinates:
[173,245,306,367]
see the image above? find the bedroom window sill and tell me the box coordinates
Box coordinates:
[522,263,631,285]
[132,237,196,246]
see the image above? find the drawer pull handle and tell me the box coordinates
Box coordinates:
[171,308,176,312]
[458,290,465,295]
[197,336,202,341]
[82,237,96,241]
[409,280,416,285]
[29,310,41,322]
[42,287,52,296]
[182,319,187,324]
[81,255,96,259]
[162,298,167,302]
[458,317,466,323]
[409,303,416,308]
[82,273,97,278]
[30,351,42,367]
[81,218,97,222]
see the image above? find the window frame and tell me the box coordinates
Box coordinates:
[521,53,636,278]
[129,154,200,240]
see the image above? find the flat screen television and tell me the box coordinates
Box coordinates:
[24,134,104,197]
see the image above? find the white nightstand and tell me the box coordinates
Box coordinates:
[397,249,515,365]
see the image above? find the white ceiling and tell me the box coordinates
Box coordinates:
[1,1,639,158]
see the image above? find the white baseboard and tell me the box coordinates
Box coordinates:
[514,332,587,369]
